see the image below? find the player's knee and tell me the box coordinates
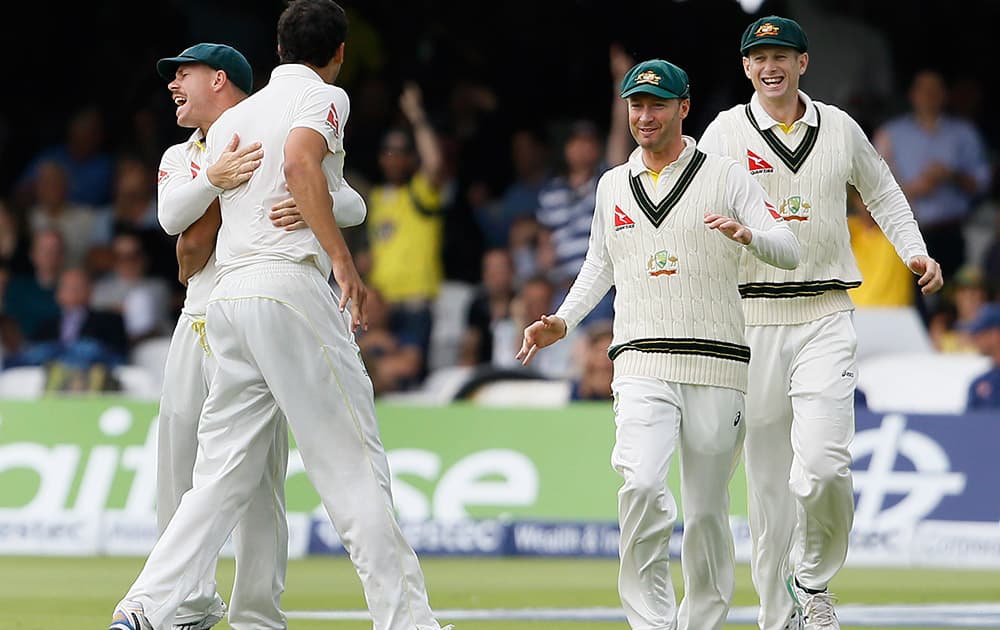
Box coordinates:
[620,470,674,516]
[797,447,852,491]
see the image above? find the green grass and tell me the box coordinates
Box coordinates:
[1,555,998,629]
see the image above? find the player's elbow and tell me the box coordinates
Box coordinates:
[158,210,186,236]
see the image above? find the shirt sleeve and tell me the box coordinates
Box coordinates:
[332,177,367,227]
[696,117,724,155]
[724,162,800,270]
[293,84,351,155]
[846,113,928,263]
[156,144,222,236]
[554,174,615,331]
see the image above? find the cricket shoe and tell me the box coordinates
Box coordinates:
[782,607,803,630]
[173,599,228,630]
[786,575,840,629]
[109,605,153,630]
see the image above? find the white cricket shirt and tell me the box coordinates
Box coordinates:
[206,64,350,279]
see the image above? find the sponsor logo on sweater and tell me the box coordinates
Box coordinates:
[747,149,774,174]
[614,205,635,231]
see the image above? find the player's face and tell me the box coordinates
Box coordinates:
[627,94,688,152]
[167,63,219,130]
[743,46,808,103]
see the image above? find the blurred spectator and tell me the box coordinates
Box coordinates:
[492,273,575,379]
[0,199,31,274]
[460,247,516,367]
[873,69,992,282]
[0,264,24,367]
[787,0,894,133]
[570,320,614,401]
[846,193,915,308]
[90,232,171,346]
[983,231,1000,298]
[363,82,448,382]
[7,267,127,370]
[13,105,116,209]
[532,44,634,326]
[3,228,64,339]
[479,127,551,250]
[90,156,176,287]
[26,159,100,268]
[357,286,424,396]
[508,215,547,288]
[928,265,990,354]
[437,78,504,285]
[964,303,1000,411]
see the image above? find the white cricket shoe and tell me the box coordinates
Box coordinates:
[782,607,803,630]
[173,599,228,629]
[786,576,839,629]
[109,605,154,630]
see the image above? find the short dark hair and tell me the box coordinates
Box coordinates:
[277,0,348,66]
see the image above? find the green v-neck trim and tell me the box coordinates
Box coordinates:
[744,104,820,174]
[629,150,707,228]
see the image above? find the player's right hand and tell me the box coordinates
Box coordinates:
[331,256,368,331]
[516,314,567,366]
[206,133,263,190]
[269,197,307,231]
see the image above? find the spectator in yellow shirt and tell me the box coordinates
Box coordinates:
[847,199,915,308]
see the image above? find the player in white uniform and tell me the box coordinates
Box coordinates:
[151,43,367,630]
[518,59,799,630]
[697,16,943,630]
[109,2,450,630]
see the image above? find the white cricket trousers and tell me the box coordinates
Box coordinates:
[611,376,745,630]
[156,313,289,629]
[125,261,442,630]
[743,311,856,630]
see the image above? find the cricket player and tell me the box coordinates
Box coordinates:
[519,59,800,630]
[697,16,943,630]
[110,2,450,629]
[151,42,367,630]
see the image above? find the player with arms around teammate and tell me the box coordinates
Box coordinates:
[697,16,943,630]
[518,59,799,630]
[152,42,367,630]
[109,2,451,629]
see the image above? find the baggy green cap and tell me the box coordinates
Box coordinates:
[740,16,808,56]
[620,59,690,100]
[157,43,254,95]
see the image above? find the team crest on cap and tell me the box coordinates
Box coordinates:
[647,249,679,277]
[755,22,780,38]
[635,70,662,86]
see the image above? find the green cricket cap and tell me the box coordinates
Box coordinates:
[740,16,808,56]
[157,43,253,95]
[620,59,690,100]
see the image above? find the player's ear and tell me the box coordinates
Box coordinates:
[742,57,752,80]
[798,52,809,76]
[333,42,345,64]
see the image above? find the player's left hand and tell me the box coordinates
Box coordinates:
[909,255,944,294]
[269,197,307,231]
[705,212,752,245]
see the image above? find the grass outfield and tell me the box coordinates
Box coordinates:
[2,555,998,629]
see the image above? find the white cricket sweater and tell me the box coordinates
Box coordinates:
[555,138,799,392]
[699,91,928,326]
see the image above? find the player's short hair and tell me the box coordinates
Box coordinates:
[277,0,348,66]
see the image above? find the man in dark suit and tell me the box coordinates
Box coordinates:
[9,267,128,370]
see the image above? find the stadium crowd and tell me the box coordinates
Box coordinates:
[0,0,998,409]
